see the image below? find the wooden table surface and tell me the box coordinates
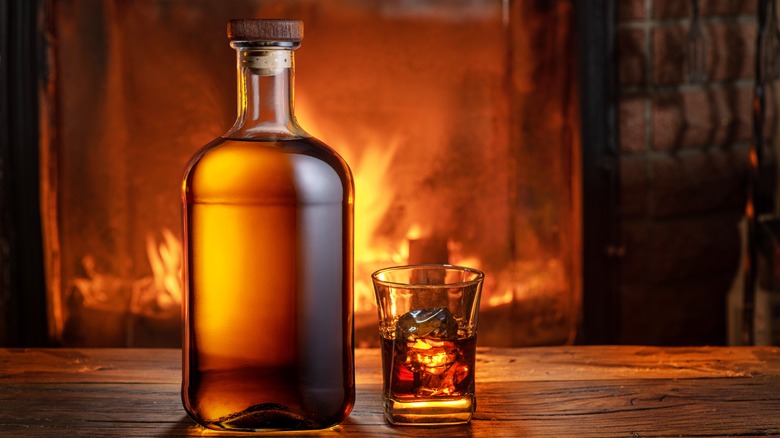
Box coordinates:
[1,346,779,437]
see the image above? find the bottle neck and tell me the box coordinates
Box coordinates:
[226,43,306,139]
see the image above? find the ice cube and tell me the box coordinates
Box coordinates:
[416,355,470,397]
[392,308,468,397]
[394,307,458,342]
[404,338,457,375]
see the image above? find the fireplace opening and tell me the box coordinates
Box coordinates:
[2,0,619,348]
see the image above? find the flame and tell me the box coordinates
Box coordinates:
[352,138,404,266]
[69,118,518,326]
[68,228,182,318]
[293,97,514,314]
[128,228,183,317]
[296,98,415,313]
[85,98,520,321]
[144,228,183,308]
[350,139,414,313]
[69,255,123,307]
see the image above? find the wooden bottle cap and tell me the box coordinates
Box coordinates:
[227,19,303,42]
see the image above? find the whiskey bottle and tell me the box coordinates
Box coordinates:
[181,19,355,431]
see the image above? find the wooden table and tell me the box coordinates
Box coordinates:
[1,346,779,437]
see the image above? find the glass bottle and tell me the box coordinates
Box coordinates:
[180,19,354,431]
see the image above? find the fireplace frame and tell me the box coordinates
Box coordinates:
[0,0,620,347]
[0,0,49,346]
[576,0,621,344]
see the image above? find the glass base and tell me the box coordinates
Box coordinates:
[383,395,475,426]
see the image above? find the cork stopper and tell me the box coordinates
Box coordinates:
[227,19,303,42]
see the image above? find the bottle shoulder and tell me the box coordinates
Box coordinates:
[182,137,353,205]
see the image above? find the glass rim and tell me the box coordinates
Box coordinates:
[371,264,484,288]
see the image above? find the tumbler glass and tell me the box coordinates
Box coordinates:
[372,264,484,426]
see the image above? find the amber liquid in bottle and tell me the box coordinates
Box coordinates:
[182,137,354,430]
[181,20,354,431]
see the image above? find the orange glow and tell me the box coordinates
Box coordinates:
[389,398,472,409]
[296,97,418,313]
[145,228,182,308]
[43,0,581,348]
[749,147,759,168]
[69,229,183,317]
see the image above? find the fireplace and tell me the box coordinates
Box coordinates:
[1,0,619,347]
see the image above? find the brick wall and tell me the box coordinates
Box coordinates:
[615,0,772,345]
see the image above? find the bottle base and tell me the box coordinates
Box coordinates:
[211,402,315,431]
[187,402,346,433]
[383,395,475,426]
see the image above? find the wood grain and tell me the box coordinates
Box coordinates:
[0,347,778,437]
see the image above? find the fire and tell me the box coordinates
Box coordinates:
[70,99,510,324]
[130,228,183,317]
[142,228,183,309]
[294,97,502,315]
[347,136,409,313]
[68,114,504,324]
[70,255,124,307]
[295,98,418,313]
[68,228,182,319]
